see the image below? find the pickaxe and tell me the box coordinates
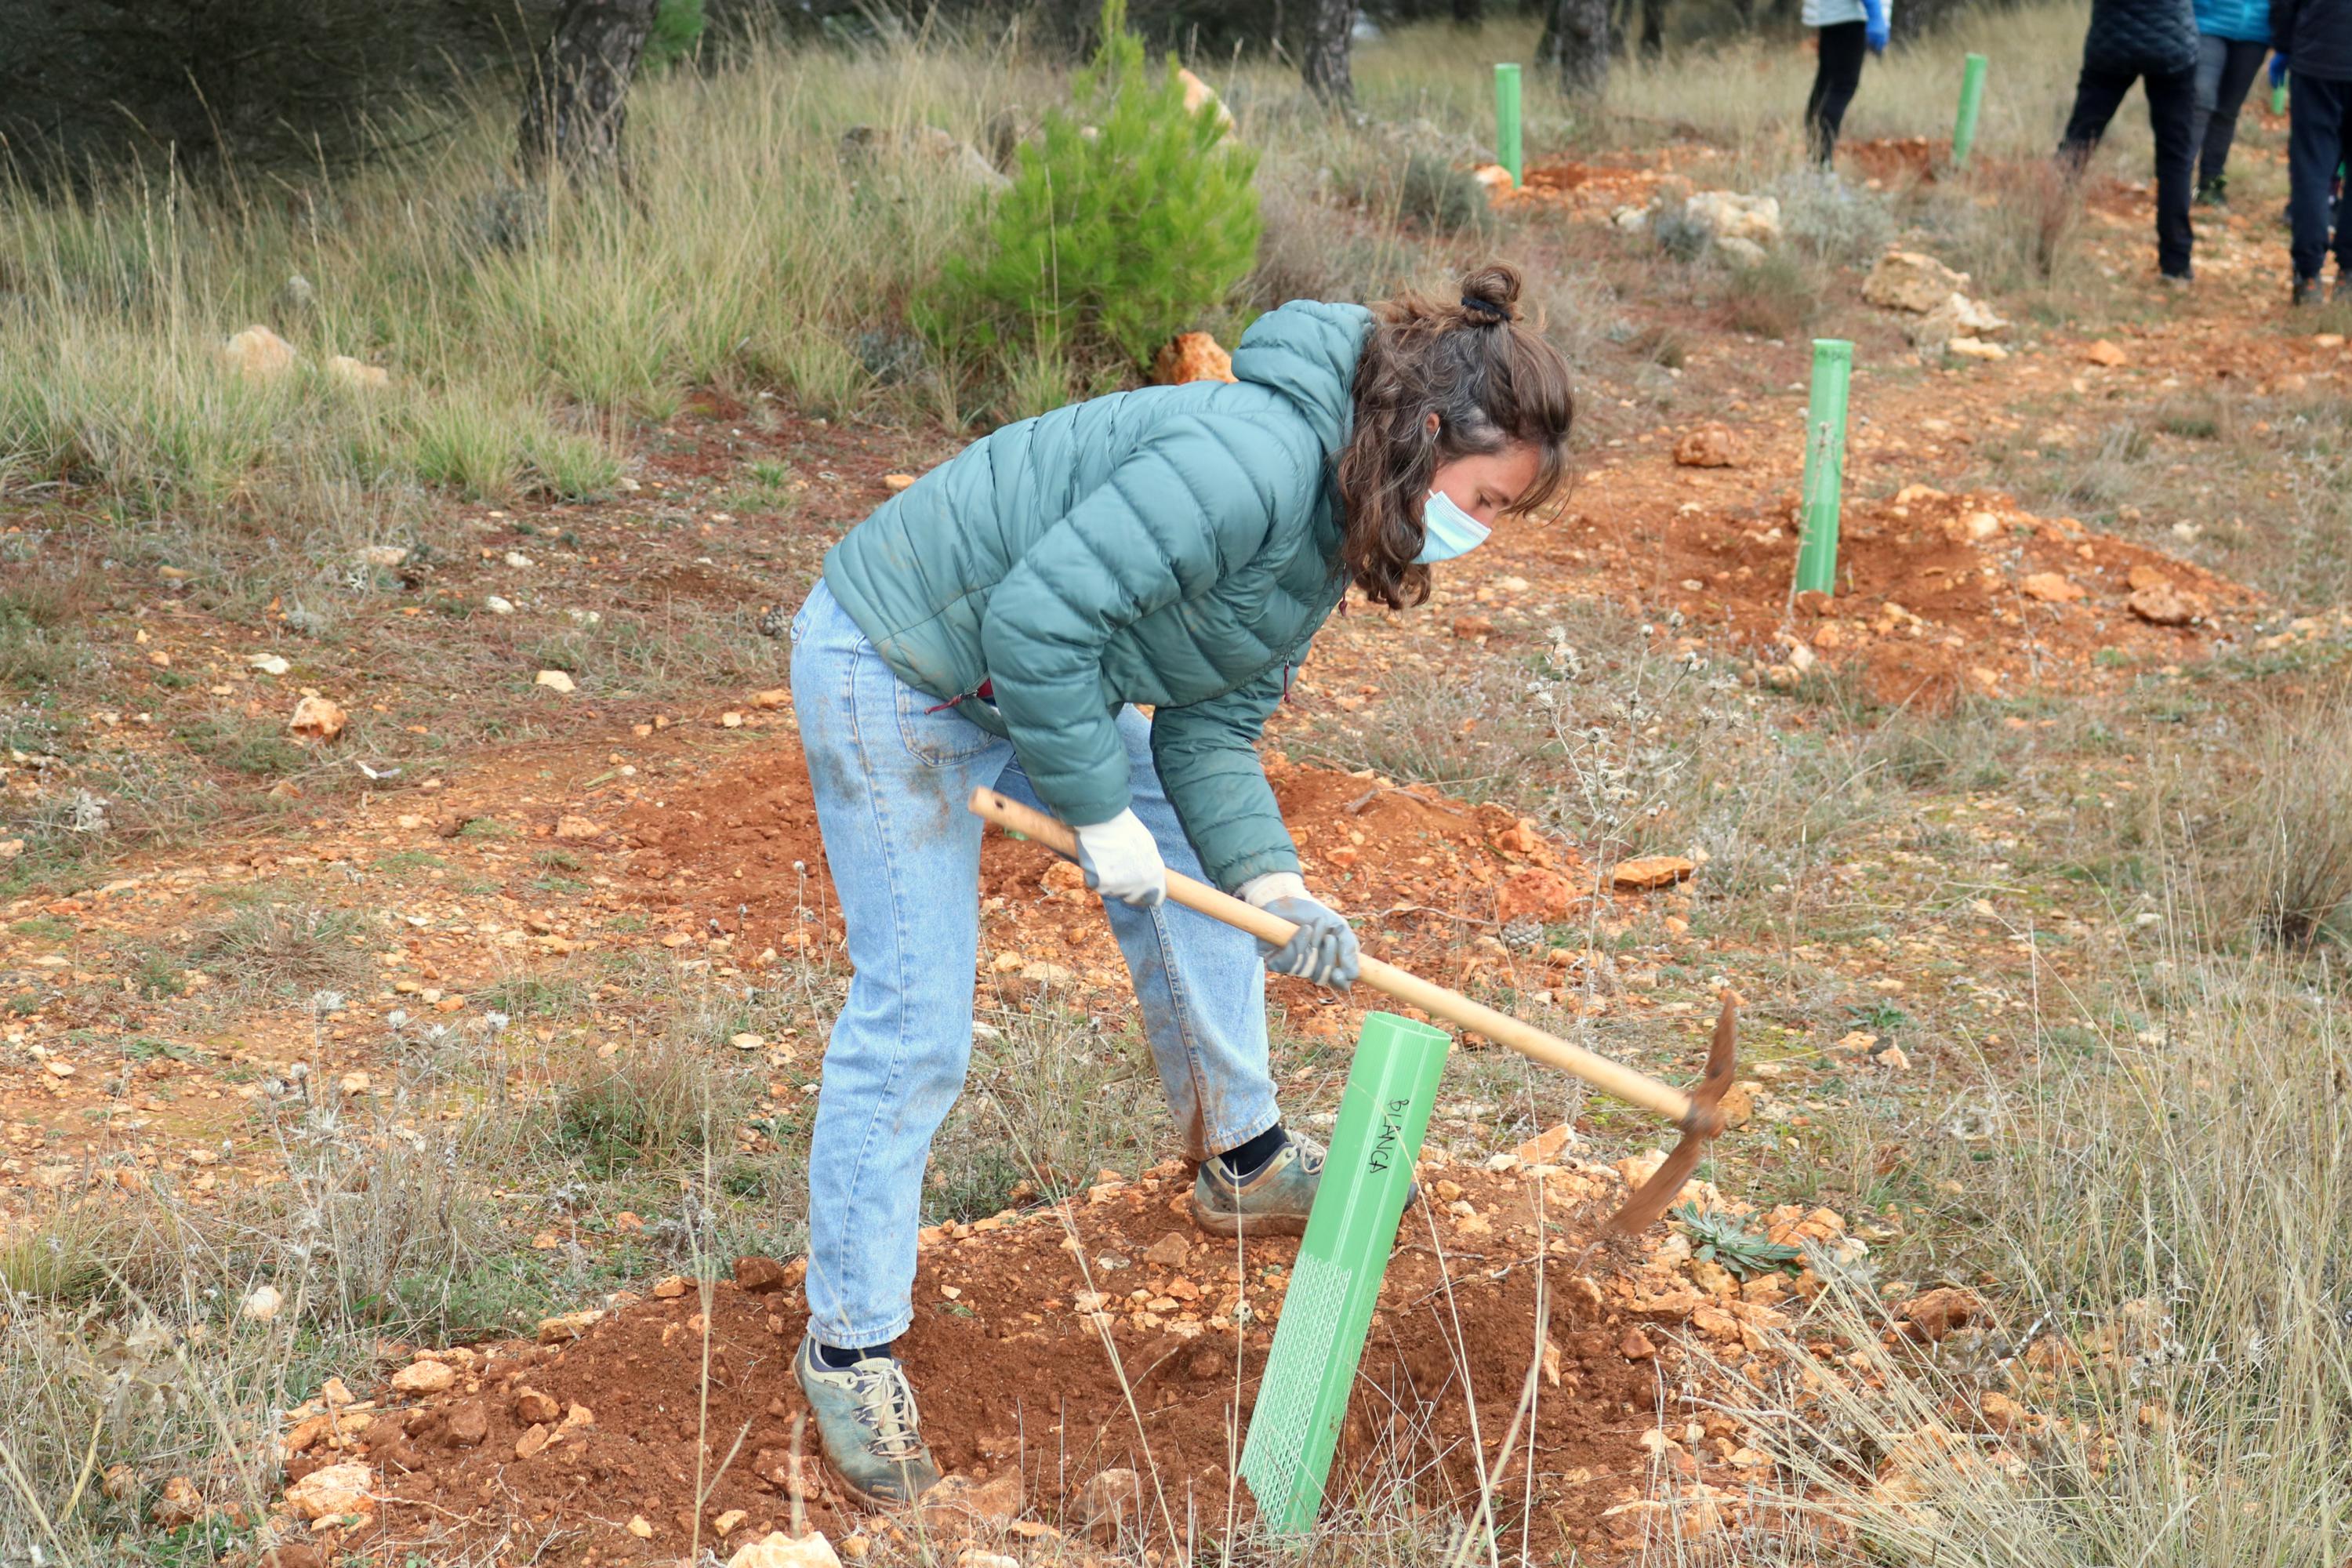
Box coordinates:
[968,788,1736,1232]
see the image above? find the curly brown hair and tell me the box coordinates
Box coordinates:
[1336,263,1576,609]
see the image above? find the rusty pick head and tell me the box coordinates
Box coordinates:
[1606,990,1740,1236]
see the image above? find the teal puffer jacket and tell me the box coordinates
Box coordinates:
[822,299,1373,892]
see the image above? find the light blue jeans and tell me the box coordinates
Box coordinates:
[789,581,1280,1348]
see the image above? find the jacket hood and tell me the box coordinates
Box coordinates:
[1229,300,1374,458]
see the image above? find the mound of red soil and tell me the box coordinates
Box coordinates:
[1842,136,1940,186]
[608,755,1592,1017]
[1512,158,1665,214]
[322,1160,1838,1564]
[1557,485,2253,705]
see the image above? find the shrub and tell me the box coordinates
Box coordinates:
[1937,158,2086,290]
[555,1037,749,1175]
[1653,203,1712,263]
[926,0,1261,372]
[644,0,706,72]
[1724,252,1820,339]
[1399,153,1494,238]
[1775,169,1897,266]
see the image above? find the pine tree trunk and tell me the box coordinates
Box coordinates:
[1538,0,1610,95]
[1638,0,1666,56]
[517,0,662,182]
[1302,0,1356,105]
[1452,0,1486,21]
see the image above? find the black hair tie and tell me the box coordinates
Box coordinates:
[1461,295,1508,321]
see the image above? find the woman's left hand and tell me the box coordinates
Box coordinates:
[1239,874,1359,990]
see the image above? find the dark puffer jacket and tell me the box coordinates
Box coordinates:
[822,300,1373,891]
[2083,0,2198,73]
[2275,0,2352,80]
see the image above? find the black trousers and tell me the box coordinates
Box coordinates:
[2060,61,2198,278]
[2288,71,2352,281]
[1806,23,1870,165]
[2194,35,2270,188]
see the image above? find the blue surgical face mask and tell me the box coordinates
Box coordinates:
[1414,488,1490,564]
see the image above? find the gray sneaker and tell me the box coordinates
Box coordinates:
[1195,1131,1375,1237]
[792,1338,942,1508]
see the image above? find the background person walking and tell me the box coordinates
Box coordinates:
[2192,0,2275,203]
[2059,0,2204,281]
[2275,0,2352,299]
[1802,0,1891,166]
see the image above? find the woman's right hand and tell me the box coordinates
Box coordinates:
[1074,809,1167,908]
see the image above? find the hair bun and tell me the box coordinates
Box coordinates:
[1457,263,1523,326]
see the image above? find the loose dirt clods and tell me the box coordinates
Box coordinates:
[324,1156,1864,1563]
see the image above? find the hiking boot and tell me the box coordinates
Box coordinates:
[2336,274,2352,303]
[792,1338,941,1508]
[2294,274,2321,307]
[2194,176,2228,209]
[1191,1132,1421,1238]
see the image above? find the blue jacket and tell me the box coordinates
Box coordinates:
[2198,0,2270,44]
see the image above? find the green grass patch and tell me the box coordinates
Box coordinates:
[178,715,310,778]
[477,974,589,1017]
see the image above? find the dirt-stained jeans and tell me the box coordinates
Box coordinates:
[789,580,1280,1349]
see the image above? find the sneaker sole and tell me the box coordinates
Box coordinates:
[818,1454,933,1512]
[1189,1185,1421,1238]
[1189,1198,1308,1238]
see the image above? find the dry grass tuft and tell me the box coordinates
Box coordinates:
[1939,157,2090,294]
[2203,683,2352,947]
[554,1033,741,1175]
[1722,252,1822,340]
[1672,944,2352,1568]
[185,902,373,999]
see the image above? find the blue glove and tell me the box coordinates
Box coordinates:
[1240,874,1359,991]
[1863,0,1889,53]
[2272,53,2289,89]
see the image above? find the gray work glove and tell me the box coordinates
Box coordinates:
[1238,873,1359,990]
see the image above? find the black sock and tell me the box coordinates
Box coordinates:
[1219,1123,1288,1181]
[815,1340,891,1370]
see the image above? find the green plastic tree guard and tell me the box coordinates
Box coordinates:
[1494,64,1523,187]
[1951,53,1988,167]
[2274,69,2288,116]
[1240,1011,1450,1536]
[1791,339,1854,600]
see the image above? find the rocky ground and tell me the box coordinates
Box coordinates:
[7,112,2352,1568]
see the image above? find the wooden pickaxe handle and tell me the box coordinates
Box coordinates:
[968,787,1700,1128]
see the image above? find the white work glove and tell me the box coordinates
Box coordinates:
[1073,808,1167,908]
[1240,873,1359,990]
